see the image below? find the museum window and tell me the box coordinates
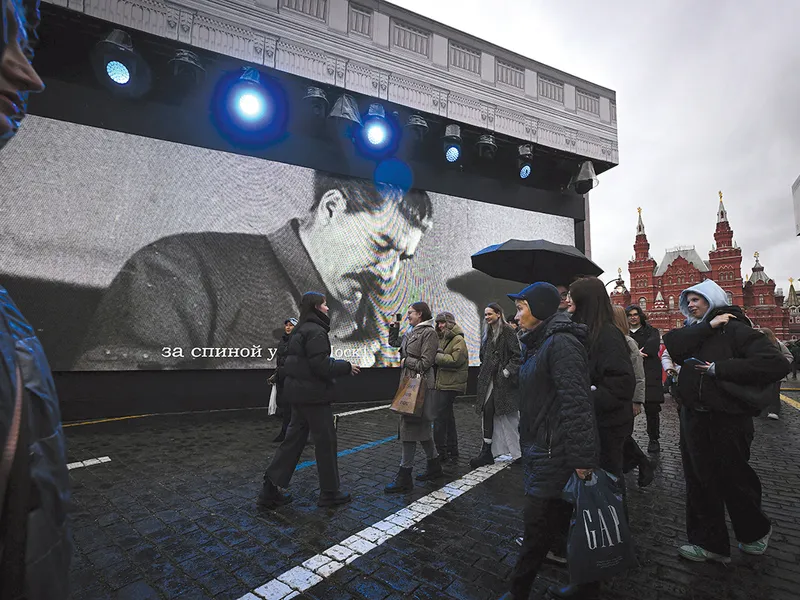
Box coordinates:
[668,295,675,310]
[726,292,733,305]
[639,297,647,311]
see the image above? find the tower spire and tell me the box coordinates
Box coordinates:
[717,190,728,223]
[636,207,645,235]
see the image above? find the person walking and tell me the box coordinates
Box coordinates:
[270,317,297,442]
[433,311,469,462]
[613,306,654,488]
[664,280,791,563]
[258,292,360,509]
[385,302,442,492]
[758,329,793,421]
[498,283,598,600]
[625,305,665,453]
[471,303,521,468]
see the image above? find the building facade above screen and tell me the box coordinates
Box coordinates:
[43,0,618,167]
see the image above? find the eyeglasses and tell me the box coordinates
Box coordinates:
[560,292,569,299]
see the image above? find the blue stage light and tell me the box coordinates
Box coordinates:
[518,144,534,180]
[365,121,388,146]
[520,164,532,179]
[106,60,130,85]
[236,89,267,120]
[445,145,460,163]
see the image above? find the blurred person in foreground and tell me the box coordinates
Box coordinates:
[664,280,790,564]
[1,1,73,597]
[498,283,597,600]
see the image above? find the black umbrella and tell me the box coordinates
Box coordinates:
[471,239,603,285]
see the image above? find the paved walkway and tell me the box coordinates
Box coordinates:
[65,393,800,600]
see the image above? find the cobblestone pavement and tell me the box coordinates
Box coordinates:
[64,394,800,600]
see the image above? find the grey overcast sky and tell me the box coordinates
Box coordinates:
[389,0,800,292]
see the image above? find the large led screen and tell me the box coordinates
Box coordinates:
[0,116,575,370]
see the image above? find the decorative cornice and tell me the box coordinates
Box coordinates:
[50,0,619,164]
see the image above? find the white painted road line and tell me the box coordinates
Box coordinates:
[240,456,515,600]
[67,456,111,470]
[334,404,391,418]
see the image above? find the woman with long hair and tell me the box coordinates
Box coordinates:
[612,306,654,487]
[471,302,522,468]
[547,278,635,599]
[258,292,360,508]
[385,301,442,492]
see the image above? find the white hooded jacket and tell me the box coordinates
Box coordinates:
[679,279,730,325]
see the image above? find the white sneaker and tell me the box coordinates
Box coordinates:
[767,413,779,420]
[678,544,731,564]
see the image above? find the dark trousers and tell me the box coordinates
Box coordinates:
[645,403,661,441]
[510,495,563,598]
[680,407,770,556]
[482,393,496,440]
[622,436,648,474]
[433,389,459,454]
[277,388,292,434]
[265,403,339,493]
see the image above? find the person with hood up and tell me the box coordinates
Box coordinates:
[625,305,665,453]
[433,311,469,461]
[385,302,442,492]
[663,279,791,564]
[258,292,360,509]
[1,2,73,598]
[498,283,598,600]
[270,317,298,442]
[471,303,522,468]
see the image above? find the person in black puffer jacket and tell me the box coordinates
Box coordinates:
[664,280,790,564]
[500,283,598,600]
[270,317,297,443]
[544,277,635,600]
[258,292,360,509]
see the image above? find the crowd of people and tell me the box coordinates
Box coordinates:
[0,1,795,597]
[257,275,792,600]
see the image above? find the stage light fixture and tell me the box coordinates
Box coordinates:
[404,114,429,142]
[328,93,363,138]
[443,124,462,163]
[361,103,392,149]
[303,86,329,117]
[211,67,289,146]
[91,29,152,98]
[168,49,205,87]
[476,134,497,161]
[518,144,533,179]
[568,160,599,194]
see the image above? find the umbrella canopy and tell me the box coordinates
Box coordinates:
[471,239,603,285]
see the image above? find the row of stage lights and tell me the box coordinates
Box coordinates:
[92,29,598,191]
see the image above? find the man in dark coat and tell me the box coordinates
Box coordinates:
[625,306,664,453]
[500,282,598,600]
[73,174,433,371]
[1,2,73,597]
[664,280,790,564]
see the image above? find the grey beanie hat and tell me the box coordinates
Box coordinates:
[435,311,456,326]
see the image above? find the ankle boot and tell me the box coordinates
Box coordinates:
[638,456,655,488]
[384,466,413,493]
[469,442,494,469]
[416,456,444,481]
[317,490,352,507]
[257,478,292,509]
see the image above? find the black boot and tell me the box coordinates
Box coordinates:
[469,442,494,469]
[416,456,444,481]
[638,456,655,488]
[317,490,352,507]
[436,448,449,462]
[257,478,292,509]
[647,439,661,453]
[548,581,600,599]
[385,466,413,494]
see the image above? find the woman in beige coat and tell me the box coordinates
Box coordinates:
[386,301,442,492]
